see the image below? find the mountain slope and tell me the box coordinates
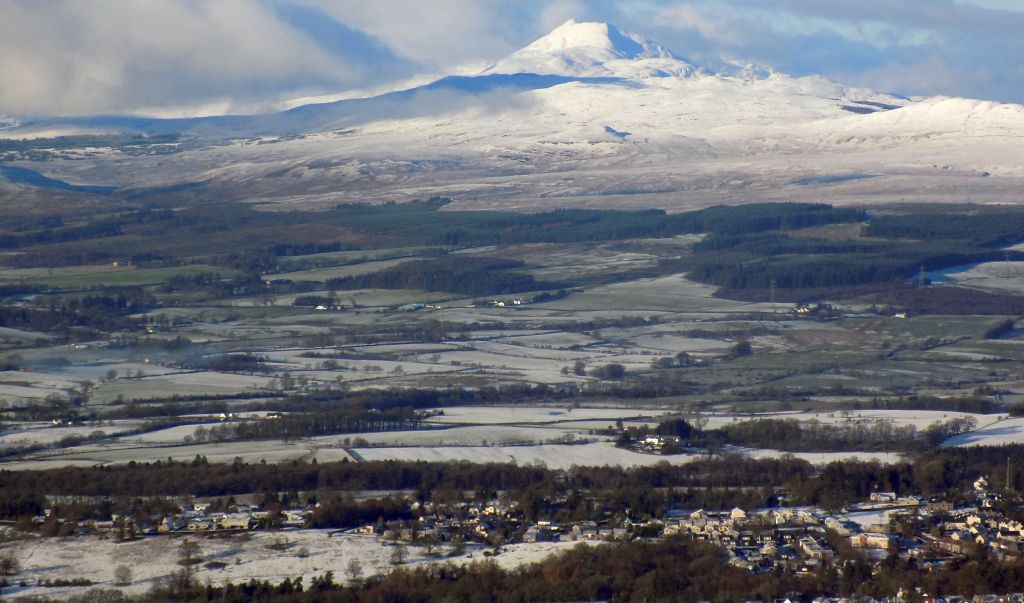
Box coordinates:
[3,20,1024,209]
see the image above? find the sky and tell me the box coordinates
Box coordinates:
[1,0,1023,117]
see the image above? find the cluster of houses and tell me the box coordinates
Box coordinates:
[33,501,312,536]
[347,499,632,547]
[631,434,683,454]
[917,477,1024,559]
[661,506,841,574]
[655,477,1024,580]
[472,298,525,309]
[396,303,443,312]
[791,303,838,319]
[29,471,1024,600]
[158,503,311,533]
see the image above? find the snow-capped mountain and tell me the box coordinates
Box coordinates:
[3,20,1024,209]
[483,19,695,79]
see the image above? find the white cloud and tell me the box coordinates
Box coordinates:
[655,4,741,45]
[537,0,593,32]
[0,0,359,116]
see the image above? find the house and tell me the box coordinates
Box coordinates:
[850,533,898,550]
[187,518,216,532]
[524,526,542,543]
[926,500,954,514]
[825,517,863,536]
[730,507,748,521]
[572,522,600,541]
[283,510,310,528]
[220,514,254,530]
[798,537,834,560]
[92,520,117,533]
[158,517,180,533]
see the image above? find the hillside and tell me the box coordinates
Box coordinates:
[2,20,1023,210]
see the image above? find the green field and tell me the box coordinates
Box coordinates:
[0,264,241,288]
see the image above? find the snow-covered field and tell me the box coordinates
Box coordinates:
[926,261,1024,295]
[118,422,228,445]
[3,440,356,471]
[0,421,144,448]
[2,531,591,599]
[424,406,667,425]
[10,404,995,471]
[354,441,698,469]
[946,417,1024,447]
[700,410,1004,431]
[739,448,904,465]
[89,371,274,404]
[541,276,759,314]
[840,509,898,529]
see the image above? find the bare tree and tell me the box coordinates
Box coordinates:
[178,539,201,565]
[345,558,363,584]
[0,550,19,576]
[389,544,409,566]
[114,564,133,586]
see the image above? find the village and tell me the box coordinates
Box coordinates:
[15,474,1024,592]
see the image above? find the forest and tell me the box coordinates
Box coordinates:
[4,198,1023,304]
[712,416,978,453]
[325,257,557,296]
[6,445,1024,521]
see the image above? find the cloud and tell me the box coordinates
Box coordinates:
[0,0,403,116]
[295,0,536,71]
[1,0,1022,117]
[609,0,1024,102]
[537,1,593,32]
[654,5,741,45]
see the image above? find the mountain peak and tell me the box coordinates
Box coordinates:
[525,20,671,58]
[484,19,691,78]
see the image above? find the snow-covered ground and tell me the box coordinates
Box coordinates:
[701,410,1003,431]
[946,417,1024,447]
[840,509,898,529]
[739,448,904,465]
[925,261,1024,295]
[2,531,592,599]
[424,406,667,425]
[0,421,145,449]
[2,440,356,471]
[353,441,697,469]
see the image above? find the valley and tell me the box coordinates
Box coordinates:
[4,14,1024,602]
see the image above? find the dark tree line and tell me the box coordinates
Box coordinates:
[326,256,559,296]
[0,456,812,506]
[865,210,1024,248]
[716,417,976,454]
[195,408,425,443]
[0,290,154,337]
